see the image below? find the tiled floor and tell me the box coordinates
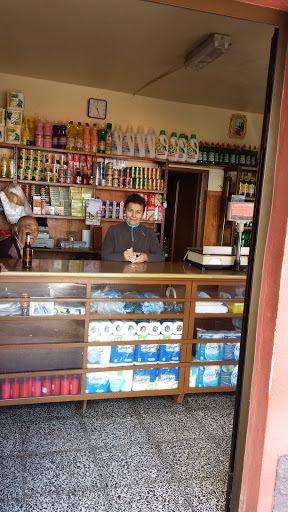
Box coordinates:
[0,392,235,512]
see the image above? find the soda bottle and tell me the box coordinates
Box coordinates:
[76,169,82,184]
[1,153,8,177]
[52,124,59,148]
[219,143,225,164]
[82,166,89,185]
[91,124,98,153]
[75,122,84,151]
[66,121,75,150]
[58,124,67,150]
[230,145,236,165]
[97,127,106,154]
[22,232,32,269]
[83,123,91,152]
[105,123,112,154]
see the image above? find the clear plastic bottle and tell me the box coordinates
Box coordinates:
[8,155,15,178]
[66,121,75,151]
[75,122,84,151]
[91,124,98,153]
[83,123,91,152]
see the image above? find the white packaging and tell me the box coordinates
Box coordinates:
[144,129,156,158]
[110,124,123,155]
[0,109,5,127]
[136,321,149,337]
[112,320,125,336]
[173,321,183,336]
[99,320,113,337]
[134,127,145,158]
[7,92,24,111]
[147,321,161,336]
[5,127,21,144]
[108,370,133,392]
[124,321,137,337]
[167,133,179,162]
[178,134,187,162]
[160,321,174,336]
[122,125,134,156]
[87,346,111,368]
[6,110,22,128]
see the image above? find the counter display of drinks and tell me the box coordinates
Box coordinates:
[0,260,246,408]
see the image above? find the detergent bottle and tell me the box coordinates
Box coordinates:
[168,132,179,162]
[122,125,134,156]
[178,134,187,162]
[186,134,199,163]
[144,129,156,158]
[155,130,168,160]
[134,127,145,158]
[111,124,122,155]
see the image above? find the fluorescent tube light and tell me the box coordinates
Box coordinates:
[185,34,232,71]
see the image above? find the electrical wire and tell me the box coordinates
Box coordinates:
[133,62,185,96]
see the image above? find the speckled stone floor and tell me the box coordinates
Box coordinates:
[0,392,235,512]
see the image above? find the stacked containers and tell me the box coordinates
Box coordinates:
[5,92,24,144]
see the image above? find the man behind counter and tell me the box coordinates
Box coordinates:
[101,193,165,262]
[0,216,39,259]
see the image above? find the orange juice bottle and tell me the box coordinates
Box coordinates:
[83,123,91,152]
[91,123,98,153]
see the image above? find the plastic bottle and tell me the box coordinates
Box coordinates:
[75,122,84,151]
[122,125,134,156]
[144,129,155,159]
[111,124,123,155]
[155,130,168,160]
[197,141,203,163]
[219,143,225,165]
[35,119,44,147]
[224,144,231,165]
[246,145,252,167]
[83,123,91,152]
[168,132,179,162]
[1,153,8,177]
[178,134,187,162]
[23,232,32,269]
[186,134,199,163]
[214,143,220,165]
[91,124,98,153]
[8,155,15,179]
[240,145,246,166]
[66,121,75,151]
[43,120,52,148]
[52,124,59,148]
[251,146,258,167]
[97,127,106,154]
[202,142,208,164]
[58,124,67,150]
[134,127,145,158]
[230,145,237,165]
[105,123,112,155]
[82,166,89,185]
[208,142,215,164]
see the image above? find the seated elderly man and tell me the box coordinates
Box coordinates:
[0,216,39,259]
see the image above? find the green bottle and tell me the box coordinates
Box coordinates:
[202,142,208,164]
[240,145,246,166]
[251,146,258,167]
[208,142,215,164]
[214,143,219,164]
[224,144,231,165]
[198,141,203,163]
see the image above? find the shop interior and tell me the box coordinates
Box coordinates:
[0,1,277,511]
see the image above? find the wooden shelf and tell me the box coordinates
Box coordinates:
[17,179,93,188]
[0,142,94,157]
[95,185,164,194]
[95,152,164,164]
[34,214,85,220]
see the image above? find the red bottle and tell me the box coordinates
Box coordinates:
[61,375,70,395]
[20,377,31,398]
[10,379,20,399]
[52,376,60,396]
[32,377,42,397]
[69,375,79,395]
[1,379,11,399]
[42,376,51,396]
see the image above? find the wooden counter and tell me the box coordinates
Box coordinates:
[0,260,246,408]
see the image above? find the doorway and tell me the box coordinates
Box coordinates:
[165,169,208,261]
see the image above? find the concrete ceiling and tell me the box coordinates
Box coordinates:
[0,0,274,113]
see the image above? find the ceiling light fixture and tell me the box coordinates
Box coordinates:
[185,33,232,71]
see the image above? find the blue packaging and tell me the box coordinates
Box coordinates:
[189,366,198,387]
[195,343,223,361]
[156,367,179,389]
[158,344,181,363]
[197,365,221,387]
[223,343,240,361]
[132,368,157,391]
[85,372,109,393]
[110,345,134,365]
[220,365,238,386]
[134,344,158,364]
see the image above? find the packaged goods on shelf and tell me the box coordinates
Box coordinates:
[155,367,179,389]
[87,346,111,368]
[109,345,135,365]
[134,344,159,364]
[196,329,241,339]
[85,370,133,393]
[223,343,240,361]
[0,109,6,127]
[158,344,181,363]
[7,92,24,111]
[195,343,224,361]
[132,369,157,391]
[0,128,4,143]
[197,365,221,387]
[5,127,21,144]
[85,197,102,225]
[220,365,238,386]
[6,110,22,128]
[1,374,80,400]
[227,302,244,313]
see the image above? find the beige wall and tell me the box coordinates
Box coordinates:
[0,72,263,148]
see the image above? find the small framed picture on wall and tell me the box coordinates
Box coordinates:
[229,113,247,139]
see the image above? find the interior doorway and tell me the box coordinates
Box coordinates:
[165,169,208,261]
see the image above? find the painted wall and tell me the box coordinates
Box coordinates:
[0,72,263,155]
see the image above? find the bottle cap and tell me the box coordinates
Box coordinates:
[171,132,177,137]
[179,134,185,138]
[106,123,112,130]
[85,123,89,126]
[160,130,166,135]
[78,122,81,126]
[69,121,73,124]
[191,134,196,139]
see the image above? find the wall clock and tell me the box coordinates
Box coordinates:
[88,98,107,119]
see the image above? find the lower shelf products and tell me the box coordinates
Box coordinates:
[0,374,80,400]
[189,365,238,388]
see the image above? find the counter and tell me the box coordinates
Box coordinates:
[0,260,246,408]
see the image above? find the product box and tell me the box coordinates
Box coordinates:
[46,205,55,215]
[195,343,224,361]
[7,92,24,110]
[5,127,21,143]
[132,368,157,391]
[29,301,54,316]
[0,108,5,127]
[222,342,240,361]
[146,206,155,221]
[54,206,64,216]
[154,205,163,221]
[155,367,179,390]
[227,302,244,313]
[0,128,4,143]
[6,110,22,128]
[197,365,221,387]
[155,194,162,206]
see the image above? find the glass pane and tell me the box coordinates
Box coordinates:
[0,374,81,400]
[189,364,238,388]
[0,348,83,373]
[85,366,179,393]
[87,342,182,368]
[88,319,183,342]
[0,320,85,345]
[193,317,242,337]
[0,283,86,299]
[196,284,245,300]
[91,284,187,299]
[192,340,240,362]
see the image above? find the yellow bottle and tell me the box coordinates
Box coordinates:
[1,153,8,178]
[66,121,75,151]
